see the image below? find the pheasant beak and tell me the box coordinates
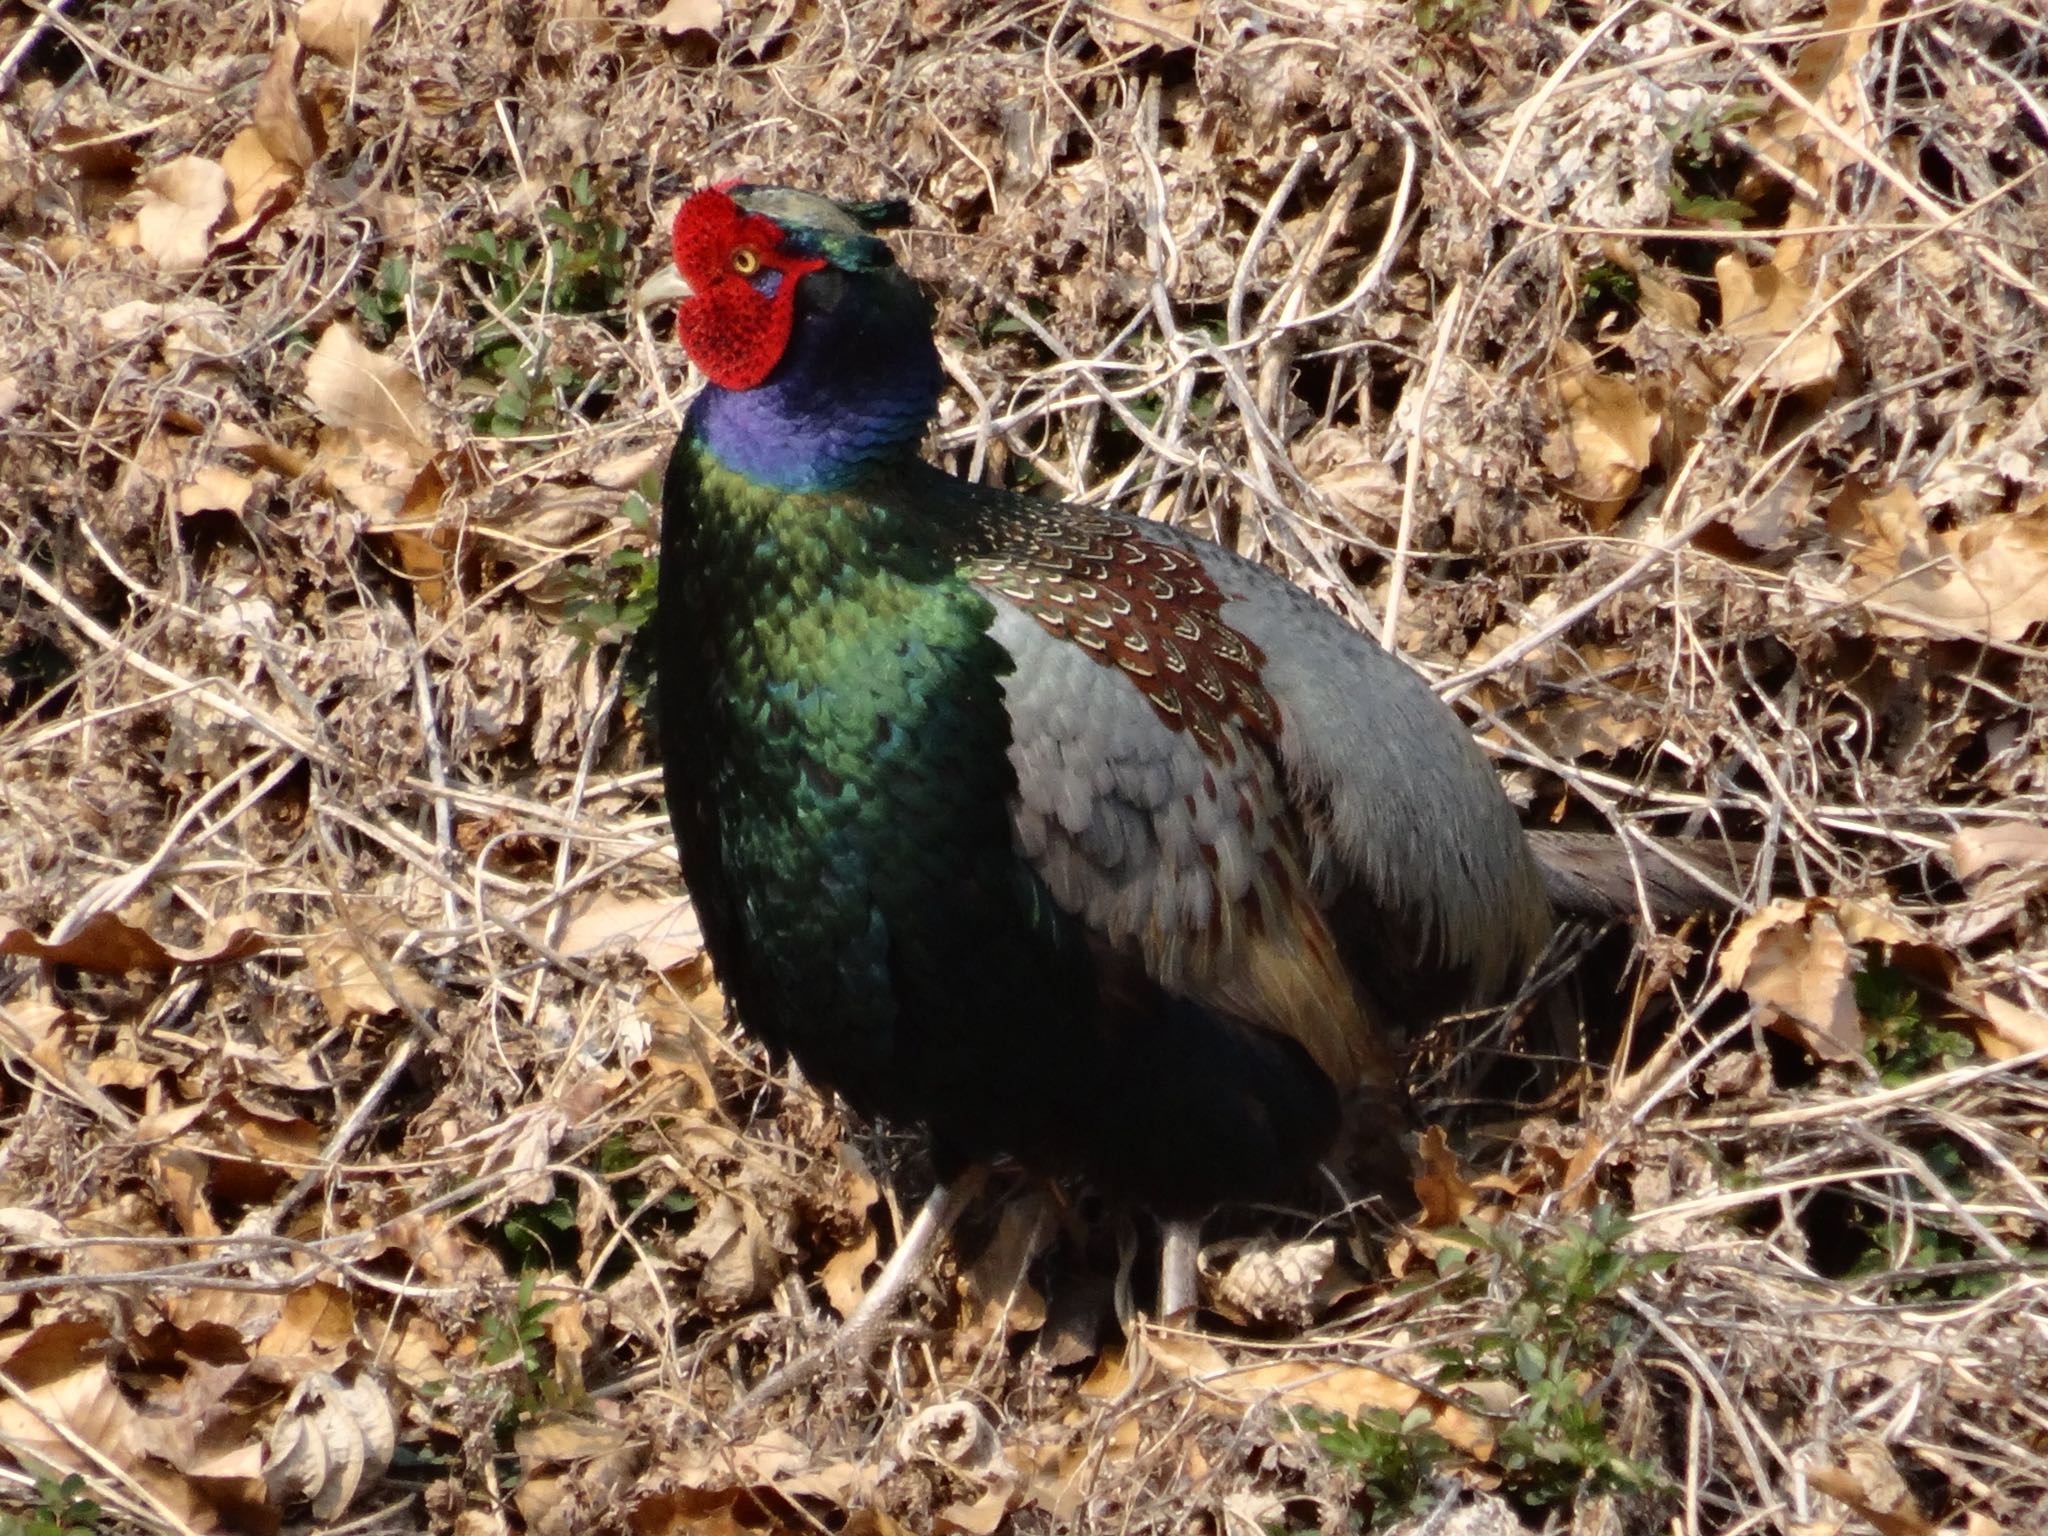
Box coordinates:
[635,265,692,308]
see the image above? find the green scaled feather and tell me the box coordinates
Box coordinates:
[658,445,1094,1126]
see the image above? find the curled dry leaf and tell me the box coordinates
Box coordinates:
[1412,1123,1481,1227]
[177,462,256,518]
[660,1430,876,1507]
[961,1189,1053,1335]
[820,1223,880,1319]
[1295,425,1402,540]
[1972,994,2048,1060]
[130,155,230,271]
[1145,1338,1499,1460]
[0,909,267,973]
[264,1371,398,1520]
[1949,823,2048,888]
[0,1207,67,1246]
[1806,1438,1934,1536]
[1746,0,1888,193]
[297,0,390,67]
[678,1194,781,1314]
[1715,249,1841,395]
[1717,898,1864,1063]
[219,127,299,238]
[1542,339,1660,524]
[1204,1235,1343,1326]
[255,33,325,172]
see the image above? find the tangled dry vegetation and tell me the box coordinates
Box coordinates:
[2,0,2047,1531]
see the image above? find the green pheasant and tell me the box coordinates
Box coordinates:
[647,184,1553,1335]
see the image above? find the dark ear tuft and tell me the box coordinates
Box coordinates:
[840,198,912,231]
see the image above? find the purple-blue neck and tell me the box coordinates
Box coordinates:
[689,271,943,493]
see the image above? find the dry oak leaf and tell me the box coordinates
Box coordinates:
[218,127,300,238]
[960,1190,1053,1335]
[178,463,256,518]
[1807,1447,1934,1536]
[1718,898,1865,1062]
[297,0,390,66]
[301,929,435,1023]
[1143,1335,1498,1460]
[1412,1122,1481,1228]
[130,155,230,271]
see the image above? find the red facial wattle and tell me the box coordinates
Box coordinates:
[669,188,825,391]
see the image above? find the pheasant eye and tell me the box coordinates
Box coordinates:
[731,248,761,276]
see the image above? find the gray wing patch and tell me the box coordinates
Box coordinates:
[993,601,1278,956]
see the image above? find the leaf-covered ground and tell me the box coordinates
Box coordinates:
[2,1,2046,1533]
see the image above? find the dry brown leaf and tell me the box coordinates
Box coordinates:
[255,32,324,172]
[1726,461,1817,551]
[1950,824,2048,885]
[0,910,266,973]
[652,0,724,35]
[1972,994,2048,1060]
[820,1225,879,1319]
[265,1371,398,1520]
[1412,1124,1479,1227]
[1718,898,1864,1062]
[1542,339,1660,522]
[301,928,437,1023]
[961,1191,1052,1335]
[1747,0,1888,194]
[257,1282,358,1362]
[128,155,229,271]
[218,127,299,237]
[1828,482,2048,644]
[177,462,256,518]
[164,1286,283,1345]
[1808,1451,1934,1536]
[0,1359,156,1507]
[1295,426,1402,540]
[1147,1345,1498,1460]
[663,1431,877,1506]
[304,324,432,450]
[220,1093,322,1164]
[0,1207,67,1247]
[1715,249,1842,394]
[554,892,704,972]
[297,0,389,65]
[679,1195,781,1314]
[1096,0,1200,48]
